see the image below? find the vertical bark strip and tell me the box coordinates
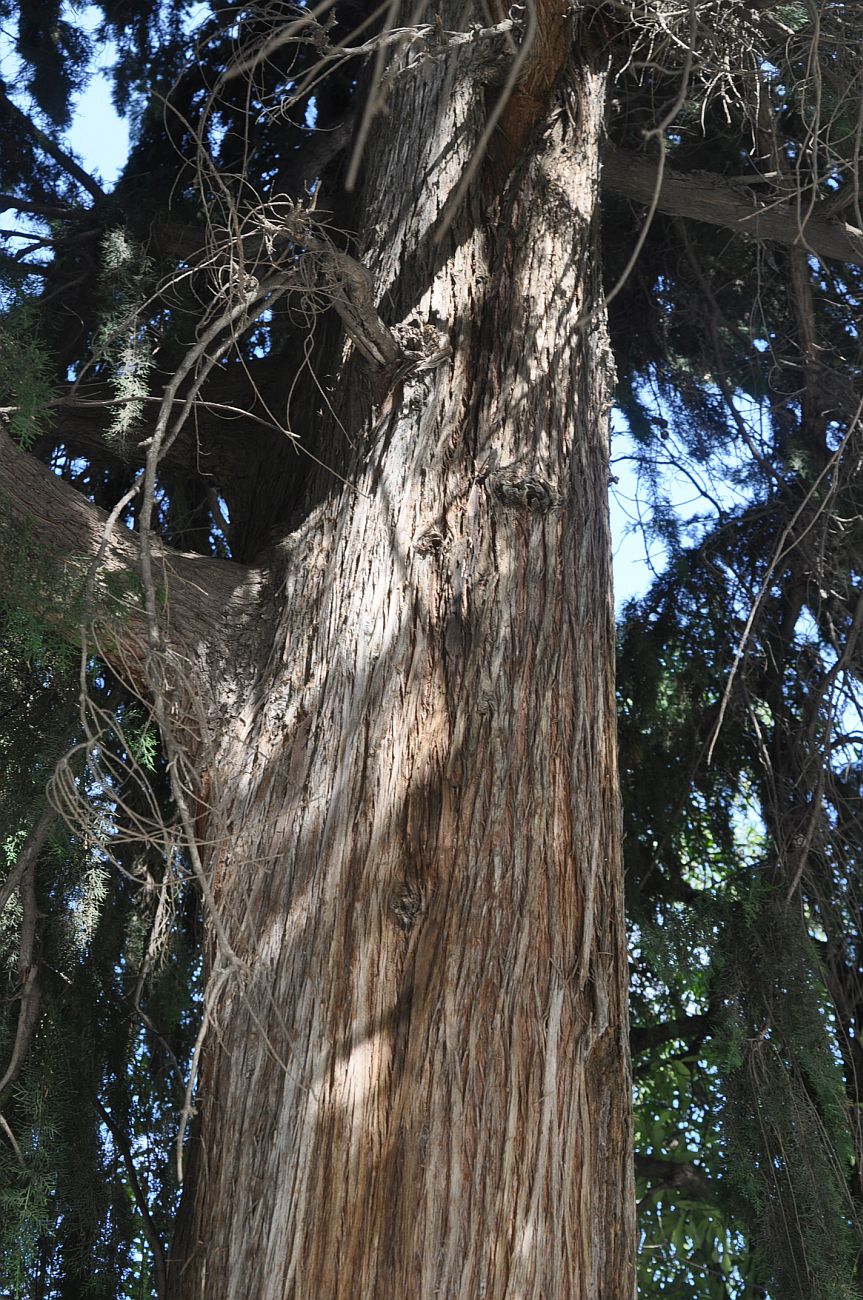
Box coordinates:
[171,12,633,1299]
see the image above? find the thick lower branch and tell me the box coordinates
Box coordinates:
[0,419,263,681]
[603,144,863,266]
[0,89,106,203]
[33,393,279,486]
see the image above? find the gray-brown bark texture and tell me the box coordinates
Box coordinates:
[168,21,634,1297]
[2,6,634,1296]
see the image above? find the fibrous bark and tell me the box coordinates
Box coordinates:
[168,14,633,1300]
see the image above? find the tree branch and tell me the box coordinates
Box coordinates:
[222,11,514,87]
[630,1012,712,1056]
[635,1153,717,1203]
[0,810,53,1109]
[602,145,863,266]
[0,808,53,918]
[0,193,73,219]
[93,1096,167,1300]
[635,1154,752,1223]
[37,393,284,481]
[0,89,106,204]
[0,419,263,682]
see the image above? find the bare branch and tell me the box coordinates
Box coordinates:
[0,193,74,219]
[0,1112,23,1165]
[222,7,514,89]
[0,809,53,919]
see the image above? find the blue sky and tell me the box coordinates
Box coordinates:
[66,46,130,187]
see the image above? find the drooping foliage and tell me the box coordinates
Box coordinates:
[1,1,862,1296]
[606,4,863,1294]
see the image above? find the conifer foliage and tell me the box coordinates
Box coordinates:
[1,2,863,1297]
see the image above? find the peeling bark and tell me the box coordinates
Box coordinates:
[169,20,633,1300]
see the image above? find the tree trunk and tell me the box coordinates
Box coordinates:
[0,23,634,1298]
[0,12,634,1298]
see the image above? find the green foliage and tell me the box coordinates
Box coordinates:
[0,298,55,450]
[95,228,156,447]
[0,581,195,1296]
[1,0,91,128]
[713,900,859,1300]
[0,790,199,1298]
[621,507,862,1297]
[123,707,159,775]
[2,1,863,1296]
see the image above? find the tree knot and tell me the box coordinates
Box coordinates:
[488,464,557,512]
